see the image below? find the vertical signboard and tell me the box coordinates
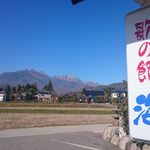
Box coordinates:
[126,7,150,142]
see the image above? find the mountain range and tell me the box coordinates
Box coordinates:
[0,69,127,95]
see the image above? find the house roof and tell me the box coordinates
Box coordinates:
[112,90,127,94]
[83,90,104,97]
[0,91,5,94]
[134,0,150,7]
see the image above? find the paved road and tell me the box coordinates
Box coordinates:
[0,124,120,150]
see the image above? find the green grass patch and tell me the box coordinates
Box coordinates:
[0,108,113,114]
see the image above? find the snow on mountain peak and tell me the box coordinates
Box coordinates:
[54,75,81,82]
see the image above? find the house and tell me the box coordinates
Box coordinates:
[83,90,104,97]
[65,92,80,97]
[111,90,127,99]
[0,91,6,102]
[34,91,52,102]
[134,0,150,8]
[111,92,119,99]
[81,90,104,103]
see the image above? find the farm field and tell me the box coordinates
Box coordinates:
[0,102,115,130]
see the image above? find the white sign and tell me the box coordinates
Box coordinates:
[126,6,150,142]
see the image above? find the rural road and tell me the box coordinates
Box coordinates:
[0,124,120,150]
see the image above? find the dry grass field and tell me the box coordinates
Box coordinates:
[0,113,113,130]
[0,102,115,130]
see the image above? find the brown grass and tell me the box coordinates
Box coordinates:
[0,102,115,130]
[0,113,113,130]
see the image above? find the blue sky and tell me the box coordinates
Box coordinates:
[0,0,139,84]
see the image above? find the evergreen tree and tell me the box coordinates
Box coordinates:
[12,87,16,94]
[16,84,22,100]
[81,88,86,95]
[32,83,38,92]
[24,83,38,101]
[104,87,112,103]
[5,85,11,101]
[123,80,128,89]
[0,88,4,91]
[17,84,22,93]
[43,80,54,94]
[11,87,17,101]
[25,84,31,91]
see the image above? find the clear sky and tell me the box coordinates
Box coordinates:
[0,0,139,84]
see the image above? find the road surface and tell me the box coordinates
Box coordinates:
[0,124,120,150]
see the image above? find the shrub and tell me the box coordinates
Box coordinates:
[58,95,78,103]
[118,98,129,134]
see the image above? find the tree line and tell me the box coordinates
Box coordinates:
[1,81,54,101]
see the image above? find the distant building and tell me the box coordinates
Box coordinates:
[34,91,53,102]
[111,90,127,99]
[111,92,119,99]
[83,90,104,97]
[81,90,104,103]
[65,92,80,97]
[0,91,6,102]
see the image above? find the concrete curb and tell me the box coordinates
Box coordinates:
[103,126,150,150]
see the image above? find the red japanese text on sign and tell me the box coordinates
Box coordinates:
[137,42,150,83]
[135,19,150,41]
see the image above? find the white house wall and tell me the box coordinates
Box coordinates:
[0,96,3,102]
